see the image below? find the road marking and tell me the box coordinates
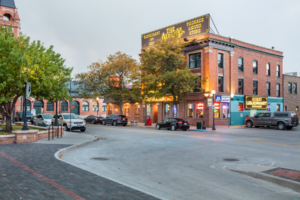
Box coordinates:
[0,151,85,200]
[95,127,300,148]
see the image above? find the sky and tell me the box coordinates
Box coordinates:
[15,0,300,77]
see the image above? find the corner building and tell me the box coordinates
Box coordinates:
[107,18,284,127]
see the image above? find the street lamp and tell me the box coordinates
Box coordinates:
[96,97,99,116]
[211,90,216,130]
[54,100,59,126]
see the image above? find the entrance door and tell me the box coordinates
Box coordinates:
[152,103,158,123]
[71,101,80,115]
[34,101,44,114]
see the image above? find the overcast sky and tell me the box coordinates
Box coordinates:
[15,0,300,77]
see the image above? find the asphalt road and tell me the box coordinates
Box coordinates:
[62,124,300,200]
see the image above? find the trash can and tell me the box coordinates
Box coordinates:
[197,122,202,129]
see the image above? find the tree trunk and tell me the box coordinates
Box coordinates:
[120,101,123,115]
[5,113,13,133]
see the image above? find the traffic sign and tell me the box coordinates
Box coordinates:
[212,105,215,109]
[72,105,75,109]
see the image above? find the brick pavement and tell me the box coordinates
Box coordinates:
[0,144,159,200]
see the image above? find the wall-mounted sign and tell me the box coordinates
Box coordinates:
[207,98,213,107]
[221,96,230,102]
[142,14,210,48]
[245,96,268,110]
[215,95,222,102]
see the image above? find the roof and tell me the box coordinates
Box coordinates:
[0,0,16,8]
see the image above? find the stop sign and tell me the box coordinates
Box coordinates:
[72,105,75,109]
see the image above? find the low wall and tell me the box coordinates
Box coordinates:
[0,135,15,144]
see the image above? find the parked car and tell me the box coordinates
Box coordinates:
[32,114,53,127]
[84,115,104,124]
[15,111,33,123]
[156,118,190,131]
[102,114,127,126]
[244,112,299,130]
[51,113,86,132]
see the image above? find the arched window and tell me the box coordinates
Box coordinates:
[123,103,130,117]
[47,102,54,111]
[93,102,99,112]
[238,57,243,72]
[61,101,68,112]
[253,60,258,74]
[134,104,140,117]
[83,101,89,111]
[3,14,11,21]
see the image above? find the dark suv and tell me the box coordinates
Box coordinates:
[245,112,299,130]
[102,114,128,126]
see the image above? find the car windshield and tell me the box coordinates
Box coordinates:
[42,114,53,119]
[63,114,79,119]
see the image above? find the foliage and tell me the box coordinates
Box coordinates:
[0,25,72,132]
[138,36,204,105]
[75,51,139,114]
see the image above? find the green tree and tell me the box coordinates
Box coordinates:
[139,36,204,106]
[0,25,72,132]
[75,51,139,114]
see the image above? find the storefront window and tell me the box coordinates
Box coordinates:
[277,104,280,111]
[214,102,220,118]
[284,106,287,111]
[222,103,229,118]
[196,102,204,118]
[173,104,178,117]
[267,104,270,111]
[164,103,171,117]
[147,104,151,117]
[187,103,194,118]
[238,103,244,111]
[108,104,112,114]
[134,104,140,117]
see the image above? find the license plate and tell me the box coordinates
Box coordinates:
[184,123,187,125]
[123,118,126,120]
[77,125,81,127]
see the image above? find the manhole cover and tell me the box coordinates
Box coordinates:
[223,158,239,162]
[92,157,109,161]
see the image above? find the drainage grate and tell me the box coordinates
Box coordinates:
[223,158,239,162]
[92,157,109,161]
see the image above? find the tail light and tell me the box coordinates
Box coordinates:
[289,119,292,123]
[188,122,190,125]
[118,117,121,120]
[95,118,98,120]
[178,121,183,124]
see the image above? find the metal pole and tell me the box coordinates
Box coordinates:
[52,125,54,140]
[61,124,63,138]
[144,103,147,126]
[212,94,216,130]
[22,83,29,131]
[48,126,50,140]
[54,101,59,126]
[69,79,72,133]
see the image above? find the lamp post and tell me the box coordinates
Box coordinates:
[96,97,99,116]
[22,83,29,131]
[211,90,216,130]
[54,100,59,126]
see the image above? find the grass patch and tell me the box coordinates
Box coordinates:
[0,125,44,135]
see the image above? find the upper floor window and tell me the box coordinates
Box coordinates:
[253,80,258,95]
[253,60,258,74]
[218,53,223,68]
[294,84,297,94]
[218,76,224,92]
[288,83,292,93]
[266,63,270,76]
[189,53,201,69]
[238,57,243,72]
[276,83,280,97]
[194,76,201,92]
[267,82,270,96]
[276,65,280,77]
[238,79,244,94]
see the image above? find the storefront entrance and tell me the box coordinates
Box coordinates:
[34,100,44,114]
[152,103,158,123]
[71,101,80,115]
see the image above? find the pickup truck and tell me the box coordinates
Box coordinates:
[245,112,299,130]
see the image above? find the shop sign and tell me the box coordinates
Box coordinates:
[245,96,268,110]
[207,98,213,107]
[142,14,210,48]
[215,95,222,102]
[145,96,174,102]
[221,96,230,102]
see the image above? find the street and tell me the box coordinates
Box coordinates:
[61,124,300,200]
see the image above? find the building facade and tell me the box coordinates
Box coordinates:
[283,73,299,115]
[0,0,20,36]
[106,16,284,127]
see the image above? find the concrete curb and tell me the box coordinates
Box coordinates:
[54,137,100,160]
[227,168,300,192]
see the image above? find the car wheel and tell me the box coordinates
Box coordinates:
[113,121,117,126]
[122,124,127,126]
[81,128,86,132]
[156,124,161,130]
[64,124,70,131]
[278,122,286,130]
[32,121,36,126]
[171,125,176,131]
[286,126,293,130]
[92,120,95,124]
[183,129,187,131]
[246,121,253,128]
[102,121,106,125]
[255,126,259,128]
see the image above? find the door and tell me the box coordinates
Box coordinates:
[253,113,264,126]
[106,115,113,124]
[262,113,271,126]
[34,101,44,114]
[71,101,80,115]
[152,103,158,123]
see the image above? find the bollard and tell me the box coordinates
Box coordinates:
[202,121,206,130]
[57,125,59,138]
[52,125,54,140]
[61,124,63,138]
[48,126,50,140]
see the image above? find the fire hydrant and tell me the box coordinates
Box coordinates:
[147,117,152,126]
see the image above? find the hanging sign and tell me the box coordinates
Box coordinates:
[207,98,213,107]
[215,95,222,102]
[26,82,31,98]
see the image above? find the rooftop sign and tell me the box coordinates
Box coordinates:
[141,14,210,48]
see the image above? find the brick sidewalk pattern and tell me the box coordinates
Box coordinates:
[0,144,158,200]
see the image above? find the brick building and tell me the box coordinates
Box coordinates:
[0,0,20,36]
[283,72,299,115]
[106,15,284,126]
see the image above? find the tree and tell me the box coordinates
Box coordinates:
[0,25,72,132]
[75,51,139,114]
[139,35,204,106]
